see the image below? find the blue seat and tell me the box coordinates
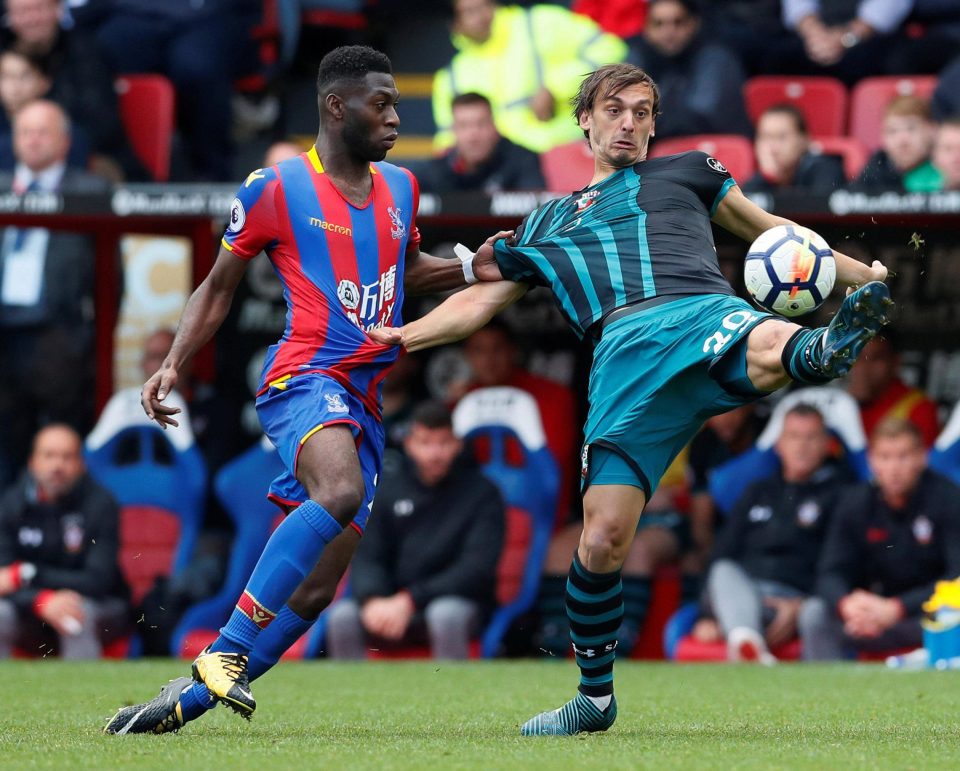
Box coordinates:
[85,390,206,611]
[930,402,960,487]
[452,386,560,658]
[708,386,870,515]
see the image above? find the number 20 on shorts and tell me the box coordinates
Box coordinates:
[702,310,758,355]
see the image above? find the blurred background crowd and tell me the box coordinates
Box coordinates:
[1,0,959,665]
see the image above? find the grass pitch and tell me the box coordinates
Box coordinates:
[0,660,957,769]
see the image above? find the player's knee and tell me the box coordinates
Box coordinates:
[311,482,364,526]
[580,522,632,569]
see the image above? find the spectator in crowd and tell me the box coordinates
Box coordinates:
[432,0,627,154]
[932,54,960,120]
[0,424,129,658]
[0,100,110,486]
[456,320,577,528]
[0,0,145,180]
[413,92,545,194]
[799,418,960,660]
[705,0,795,76]
[627,0,751,140]
[932,118,960,191]
[852,96,941,192]
[698,404,846,663]
[846,332,940,448]
[780,0,912,84]
[887,1,960,76]
[263,140,304,168]
[326,402,505,659]
[741,104,844,195]
[91,0,258,180]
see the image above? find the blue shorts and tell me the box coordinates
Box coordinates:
[582,295,778,497]
[255,373,384,533]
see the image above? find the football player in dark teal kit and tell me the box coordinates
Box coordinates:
[371,62,892,736]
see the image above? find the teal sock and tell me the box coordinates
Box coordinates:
[536,574,570,657]
[781,328,831,384]
[617,575,651,657]
[567,553,623,698]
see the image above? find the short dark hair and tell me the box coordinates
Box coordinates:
[573,63,661,140]
[410,400,453,431]
[316,45,392,98]
[783,403,825,425]
[761,103,808,135]
[451,92,492,111]
[649,0,701,15]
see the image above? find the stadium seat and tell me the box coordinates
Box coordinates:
[744,76,848,137]
[115,74,175,182]
[809,136,869,181]
[929,401,960,487]
[649,135,755,184]
[541,140,594,192]
[454,386,560,658]
[85,390,206,608]
[707,387,870,517]
[849,76,938,152]
[171,437,329,659]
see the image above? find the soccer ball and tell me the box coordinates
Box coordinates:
[744,225,836,317]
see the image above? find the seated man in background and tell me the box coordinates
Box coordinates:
[741,104,844,195]
[852,95,941,192]
[0,100,111,486]
[699,404,847,663]
[326,402,504,660]
[627,0,751,139]
[799,418,960,660]
[845,331,940,448]
[932,118,960,191]
[413,92,545,194]
[0,424,128,659]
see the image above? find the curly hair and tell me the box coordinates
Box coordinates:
[316,45,393,97]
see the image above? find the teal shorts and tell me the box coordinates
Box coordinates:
[582,294,777,497]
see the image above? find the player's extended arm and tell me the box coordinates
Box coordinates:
[403,230,514,294]
[369,280,527,352]
[712,184,887,288]
[140,247,249,427]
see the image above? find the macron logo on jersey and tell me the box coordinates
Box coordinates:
[308,217,352,236]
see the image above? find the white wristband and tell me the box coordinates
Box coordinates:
[454,243,479,284]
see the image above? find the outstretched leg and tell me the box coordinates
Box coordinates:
[747,281,894,392]
[521,481,644,736]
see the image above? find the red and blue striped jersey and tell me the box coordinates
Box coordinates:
[222,147,421,416]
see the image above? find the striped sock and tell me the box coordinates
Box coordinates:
[537,574,570,657]
[617,575,651,657]
[781,327,832,384]
[567,553,623,698]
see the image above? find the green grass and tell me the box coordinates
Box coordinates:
[0,661,958,769]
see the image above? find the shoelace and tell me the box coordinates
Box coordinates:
[218,653,248,682]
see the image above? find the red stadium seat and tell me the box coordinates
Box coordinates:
[118,504,181,606]
[674,636,803,662]
[115,74,175,182]
[541,140,594,192]
[809,136,870,181]
[849,76,938,152]
[650,134,756,184]
[744,76,848,137]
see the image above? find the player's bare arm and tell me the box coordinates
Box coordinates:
[369,280,527,351]
[141,247,248,428]
[402,229,513,294]
[712,184,888,288]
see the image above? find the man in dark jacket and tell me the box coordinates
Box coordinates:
[0,424,128,658]
[0,100,111,485]
[412,92,545,194]
[326,401,505,659]
[799,417,960,659]
[704,403,848,662]
[741,104,845,195]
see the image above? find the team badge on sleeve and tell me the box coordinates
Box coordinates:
[706,157,727,174]
[228,198,246,232]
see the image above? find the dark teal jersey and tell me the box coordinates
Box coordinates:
[493,151,738,338]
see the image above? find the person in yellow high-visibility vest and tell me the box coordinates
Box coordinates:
[433,0,628,154]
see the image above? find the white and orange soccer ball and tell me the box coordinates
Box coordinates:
[744,224,836,317]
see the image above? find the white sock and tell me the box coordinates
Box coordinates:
[584,694,612,711]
